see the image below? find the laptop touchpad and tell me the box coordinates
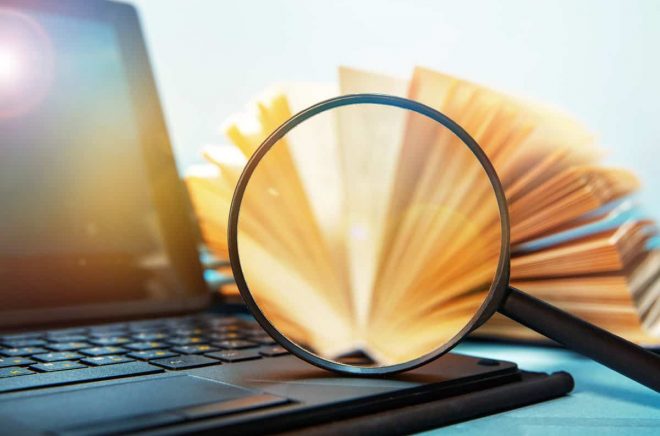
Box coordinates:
[0,375,288,433]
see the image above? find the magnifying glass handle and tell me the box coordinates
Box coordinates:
[499,286,660,392]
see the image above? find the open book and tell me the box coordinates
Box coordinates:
[187,67,660,357]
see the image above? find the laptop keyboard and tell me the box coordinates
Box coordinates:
[0,314,289,393]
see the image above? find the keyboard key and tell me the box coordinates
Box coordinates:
[89,323,127,333]
[32,352,83,362]
[169,328,204,336]
[171,344,218,355]
[0,361,163,393]
[89,328,128,338]
[79,346,128,356]
[0,347,49,357]
[246,334,277,345]
[1,332,43,341]
[164,317,197,326]
[214,340,258,350]
[203,317,243,327]
[47,342,90,352]
[210,325,242,334]
[89,336,131,346]
[127,349,178,361]
[167,336,207,346]
[150,355,219,370]
[47,335,89,343]
[206,349,262,363]
[31,361,86,372]
[81,355,135,366]
[124,341,169,351]
[0,367,35,378]
[244,324,266,333]
[46,328,87,338]
[259,345,290,357]
[208,332,246,341]
[131,332,168,341]
[1,339,48,348]
[0,357,36,368]
[129,319,166,328]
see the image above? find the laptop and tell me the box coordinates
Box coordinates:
[0,1,572,434]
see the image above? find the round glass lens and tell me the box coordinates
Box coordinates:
[234,99,504,370]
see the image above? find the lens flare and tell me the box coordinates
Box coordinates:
[0,8,53,119]
[0,47,20,85]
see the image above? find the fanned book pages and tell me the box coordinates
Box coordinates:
[186,66,660,356]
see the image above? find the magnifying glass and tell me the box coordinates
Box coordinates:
[228,94,660,391]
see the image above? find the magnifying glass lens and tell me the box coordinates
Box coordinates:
[235,101,504,370]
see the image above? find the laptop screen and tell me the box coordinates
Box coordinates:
[0,3,207,324]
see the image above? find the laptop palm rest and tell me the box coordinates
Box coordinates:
[0,374,288,434]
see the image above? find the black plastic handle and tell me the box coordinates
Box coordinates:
[499,286,660,392]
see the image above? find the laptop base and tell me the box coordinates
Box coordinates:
[0,314,574,435]
[142,355,572,435]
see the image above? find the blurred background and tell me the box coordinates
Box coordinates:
[129,0,660,220]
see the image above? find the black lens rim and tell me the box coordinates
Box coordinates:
[228,93,511,375]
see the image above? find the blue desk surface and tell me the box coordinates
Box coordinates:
[421,342,660,435]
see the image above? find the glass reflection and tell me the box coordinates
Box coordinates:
[237,103,502,366]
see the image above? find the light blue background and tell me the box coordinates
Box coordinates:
[130,0,660,220]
